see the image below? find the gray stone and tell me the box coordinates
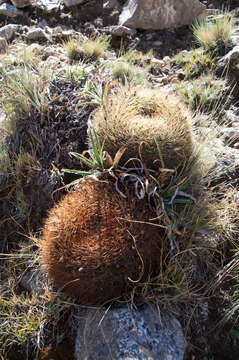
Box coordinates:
[0,3,23,17]
[26,27,51,41]
[232,35,239,45]
[37,19,48,28]
[111,24,137,36]
[0,36,7,54]
[225,109,239,124]
[63,0,85,7]
[20,269,46,295]
[119,0,206,30]
[152,40,163,47]
[219,46,239,63]
[231,26,239,45]
[210,146,239,187]
[103,0,119,8]
[75,302,186,360]
[33,0,61,12]
[0,24,20,40]
[10,0,31,8]
[221,127,239,145]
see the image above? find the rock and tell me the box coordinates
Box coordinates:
[28,42,42,52]
[221,127,239,146]
[151,58,164,65]
[224,109,239,124]
[232,34,239,45]
[208,146,239,187]
[0,24,20,40]
[43,45,62,58]
[44,55,61,66]
[0,3,23,17]
[52,26,79,39]
[10,0,31,8]
[111,24,137,36]
[152,40,163,47]
[206,8,220,16]
[231,27,239,45]
[20,269,46,295]
[119,0,206,30]
[33,0,61,11]
[26,27,51,41]
[75,302,186,360]
[63,0,85,7]
[103,0,118,8]
[219,46,239,63]
[232,7,239,17]
[37,19,48,28]
[0,36,7,54]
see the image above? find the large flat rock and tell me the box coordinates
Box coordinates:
[119,0,206,30]
[75,302,186,360]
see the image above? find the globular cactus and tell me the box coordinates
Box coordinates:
[40,179,163,305]
[89,86,194,171]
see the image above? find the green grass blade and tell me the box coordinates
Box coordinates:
[69,152,98,169]
[62,169,93,176]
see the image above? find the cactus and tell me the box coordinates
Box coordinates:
[89,86,194,171]
[40,178,163,304]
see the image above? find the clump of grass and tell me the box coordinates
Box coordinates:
[174,48,216,79]
[0,143,11,176]
[0,67,50,126]
[65,63,86,86]
[112,60,134,80]
[12,149,41,217]
[17,44,42,69]
[192,11,235,50]
[81,36,109,61]
[64,37,109,62]
[63,38,82,62]
[83,81,110,106]
[111,60,147,85]
[0,242,77,359]
[0,44,42,74]
[177,74,230,114]
[121,48,154,68]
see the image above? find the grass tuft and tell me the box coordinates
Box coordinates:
[192,11,235,49]
[174,48,216,79]
[177,73,230,113]
[0,67,50,121]
[81,37,109,61]
[111,60,147,85]
[63,38,82,62]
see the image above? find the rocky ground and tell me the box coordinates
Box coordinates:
[0,0,239,359]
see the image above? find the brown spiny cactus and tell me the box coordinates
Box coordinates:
[89,86,194,170]
[40,178,163,304]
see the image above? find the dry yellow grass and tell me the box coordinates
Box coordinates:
[111,61,146,84]
[192,12,235,48]
[81,37,109,61]
[63,38,81,61]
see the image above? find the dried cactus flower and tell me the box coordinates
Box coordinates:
[40,178,163,305]
[90,86,194,170]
